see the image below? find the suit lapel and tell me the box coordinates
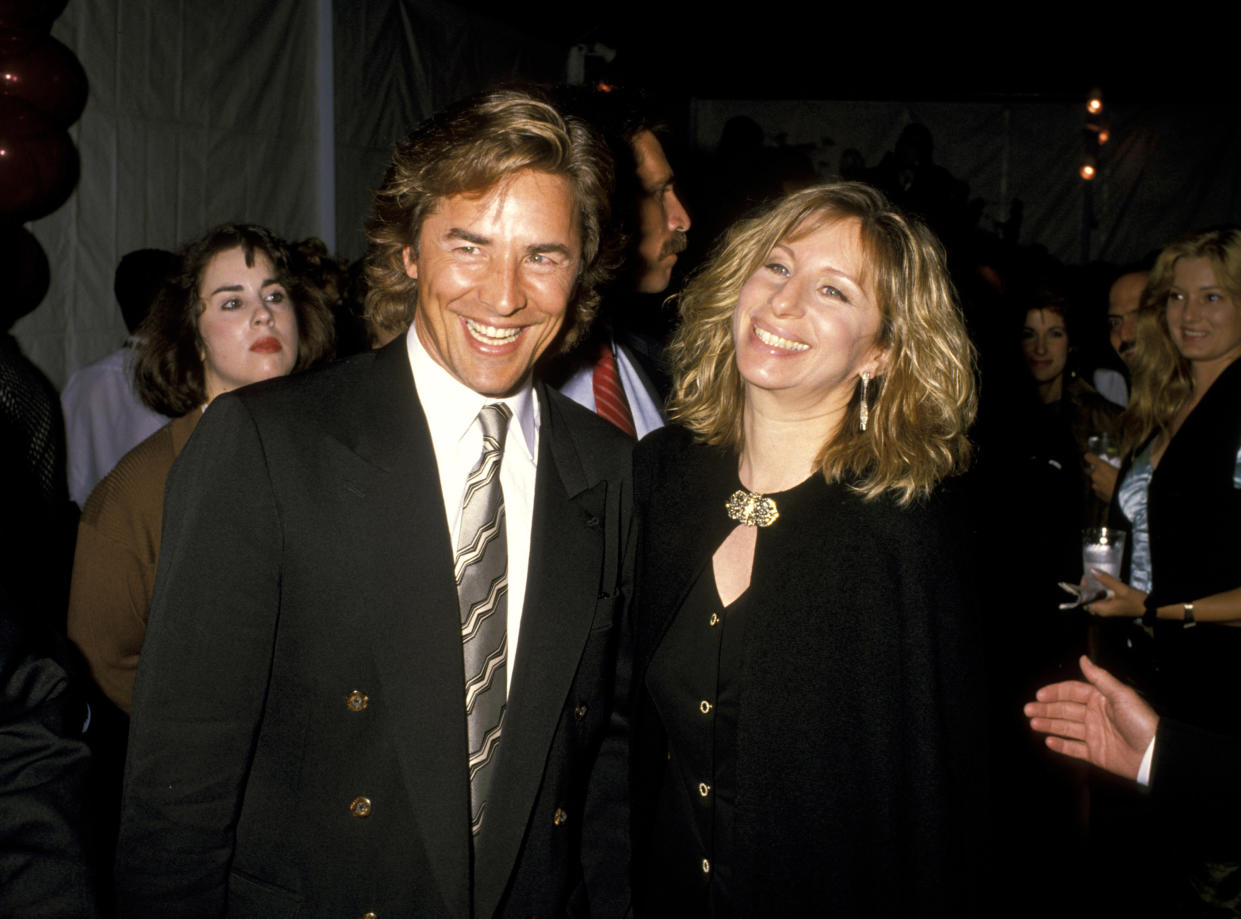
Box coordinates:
[342,339,472,918]
[472,389,610,918]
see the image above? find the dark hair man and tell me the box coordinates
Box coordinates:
[545,86,691,439]
[116,89,633,919]
[61,248,178,507]
[1092,269,1147,409]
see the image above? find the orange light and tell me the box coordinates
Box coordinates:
[1080,163,1096,180]
[1098,129,1110,144]
[1087,98,1102,114]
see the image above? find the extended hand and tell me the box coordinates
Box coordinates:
[1024,655,1159,781]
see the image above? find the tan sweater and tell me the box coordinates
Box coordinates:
[67,411,200,712]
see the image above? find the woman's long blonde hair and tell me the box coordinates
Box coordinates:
[666,183,976,506]
[1122,227,1241,454]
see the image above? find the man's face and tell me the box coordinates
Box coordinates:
[1108,271,1146,367]
[403,169,582,397]
[631,130,690,294]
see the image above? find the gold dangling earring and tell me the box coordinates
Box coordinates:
[859,371,870,432]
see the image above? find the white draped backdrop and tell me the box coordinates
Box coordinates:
[15,0,1241,388]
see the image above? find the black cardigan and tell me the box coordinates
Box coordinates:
[1109,358,1241,732]
[629,427,987,917]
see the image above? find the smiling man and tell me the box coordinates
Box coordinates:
[116,90,633,919]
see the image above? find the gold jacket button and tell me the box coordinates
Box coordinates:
[553,807,568,826]
[350,796,372,818]
[709,613,720,627]
[698,782,711,797]
[346,690,369,712]
[699,700,712,714]
[701,858,711,874]
[574,704,588,720]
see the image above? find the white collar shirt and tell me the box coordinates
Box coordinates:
[556,335,665,439]
[407,325,539,692]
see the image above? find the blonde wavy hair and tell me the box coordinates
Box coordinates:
[667,183,976,506]
[1123,226,1241,454]
[363,88,616,348]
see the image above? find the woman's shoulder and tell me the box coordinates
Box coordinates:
[634,423,695,463]
[635,425,727,483]
[79,415,191,529]
[825,476,975,560]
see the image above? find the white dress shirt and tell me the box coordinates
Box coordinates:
[61,341,169,507]
[557,336,665,439]
[407,326,538,691]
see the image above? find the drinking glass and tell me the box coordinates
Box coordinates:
[1082,527,1126,601]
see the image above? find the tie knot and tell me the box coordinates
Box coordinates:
[478,403,512,450]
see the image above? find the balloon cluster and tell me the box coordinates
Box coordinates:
[0,0,85,323]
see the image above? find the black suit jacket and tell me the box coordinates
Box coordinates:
[116,339,634,919]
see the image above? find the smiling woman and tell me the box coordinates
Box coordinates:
[1092,228,1241,719]
[67,224,335,714]
[1087,226,1241,908]
[631,183,986,915]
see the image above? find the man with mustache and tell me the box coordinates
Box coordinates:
[545,87,691,439]
[1093,269,1148,408]
[1088,269,1148,502]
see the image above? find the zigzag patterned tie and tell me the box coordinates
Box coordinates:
[591,340,636,437]
[456,402,511,838]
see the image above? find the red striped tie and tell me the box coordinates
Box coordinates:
[592,341,636,438]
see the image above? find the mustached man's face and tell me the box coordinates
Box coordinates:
[1108,271,1146,367]
[631,130,690,294]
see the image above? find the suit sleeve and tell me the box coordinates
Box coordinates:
[0,613,98,919]
[115,396,282,919]
[580,467,636,917]
[1153,719,1241,812]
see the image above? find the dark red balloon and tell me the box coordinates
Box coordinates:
[0,222,50,324]
[0,95,78,219]
[0,35,88,126]
[0,0,68,33]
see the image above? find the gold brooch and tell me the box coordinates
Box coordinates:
[725,489,780,527]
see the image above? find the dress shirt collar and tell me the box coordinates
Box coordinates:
[406,322,538,461]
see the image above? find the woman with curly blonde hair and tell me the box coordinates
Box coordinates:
[629,183,984,915]
[1089,228,1241,740]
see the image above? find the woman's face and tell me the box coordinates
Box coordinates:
[732,216,885,414]
[1165,256,1241,371]
[197,246,299,404]
[1020,308,1068,385]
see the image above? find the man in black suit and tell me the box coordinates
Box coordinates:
[116,90,633,918]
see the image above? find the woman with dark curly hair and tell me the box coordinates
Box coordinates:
[67,223,335,712]
[629,183,985,915]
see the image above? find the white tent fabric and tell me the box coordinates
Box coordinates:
[20,0,322,388]
[14,1,1241,390]
[18,0,548,388]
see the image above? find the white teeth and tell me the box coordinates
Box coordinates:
[466,319,521,344]
[754,325,809,351]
